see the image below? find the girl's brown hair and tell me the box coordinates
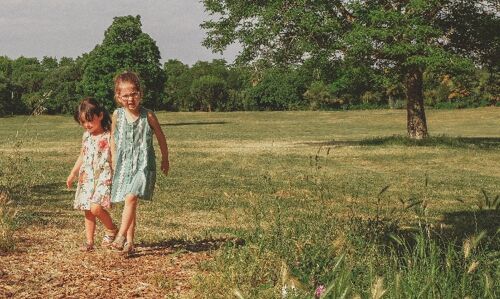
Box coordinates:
[113,71,142,105]
[74,97,112,132]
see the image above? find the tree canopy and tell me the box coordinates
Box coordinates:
[202,0,499,138]
[81,15,165,111]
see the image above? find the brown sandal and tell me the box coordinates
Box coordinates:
[80,243,95,252]
[110,235,126,251]
[123,242,135,256]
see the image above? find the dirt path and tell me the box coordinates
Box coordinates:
[0,226,216,298]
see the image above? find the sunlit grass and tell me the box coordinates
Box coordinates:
[0,107,499,296]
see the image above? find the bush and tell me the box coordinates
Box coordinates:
[361,91,385,106]
[248,68,307,110]
[303,81,344,110]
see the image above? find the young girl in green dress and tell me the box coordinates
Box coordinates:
[110,71,170,255]
[67,97,118,251]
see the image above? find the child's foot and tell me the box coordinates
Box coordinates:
[80,243,94,252]
[110,235,126,251]
[123,242,135,256]
[102,234,116,247]
[102,227,118,247]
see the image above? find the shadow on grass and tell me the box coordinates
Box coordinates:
[160,121,227,127]
[8,182,69,201]
[386,209,500,260]
[131,237,245,258]
[10,182,73,226]
[15,210,79,227]
[440,210,500,238]
[306,135,500,149]
[30,182,70,197]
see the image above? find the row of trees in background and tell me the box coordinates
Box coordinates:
[1,13,498,119]
[1,54,497,116]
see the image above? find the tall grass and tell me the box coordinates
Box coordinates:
[195,197,499,298]
[0,99,46,253]
[0,188,16,253]
[193,149,499,298]
[0,139,26,253]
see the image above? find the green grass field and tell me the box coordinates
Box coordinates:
[1,107,499,297]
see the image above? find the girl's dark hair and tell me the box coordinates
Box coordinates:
[73,97,112,132]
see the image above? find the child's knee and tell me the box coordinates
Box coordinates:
[84,210,96,220]
[90,204,103,215]
[125,194,138,205]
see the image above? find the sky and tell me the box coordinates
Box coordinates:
[0,0,240,65]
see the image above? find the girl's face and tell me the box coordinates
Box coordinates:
[117,82,141,112]
[80,112,104,135]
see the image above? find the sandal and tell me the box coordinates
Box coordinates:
[80,243,95,252]
[123,242,135,256]
[102,227,118,247]
[110,235,126,251]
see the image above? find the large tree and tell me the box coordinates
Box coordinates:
[42,57,84,114]
[202,0,498,139]
[81,15,164,111]
[10,57,44,114]
[163,59,191,111]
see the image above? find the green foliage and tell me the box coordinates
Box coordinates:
[163,59,191,111]
[40,57,84,114]
[0,56,84,115]
[164,59,253,111]
[438,0,500,68]
[81,15,165,111]
[248,67,307,110]
[189,60,231,111]
[10,57,43,113]
[0,73,10,116]
[202,0,343,65]
[424,69,499,109]
[303,81,339,110]
[190,75,228,111]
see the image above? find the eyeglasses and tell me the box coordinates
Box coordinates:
[120,92,140,100]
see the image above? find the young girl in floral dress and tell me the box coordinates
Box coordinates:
[67,97,118,251]
[110,71,170,255]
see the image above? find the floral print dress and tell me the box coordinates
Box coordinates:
[74,131,112,210]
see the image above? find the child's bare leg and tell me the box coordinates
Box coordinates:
[117,194,138,238]
[126,217,136,246]
[90,204,116,231]
[84,210,96,245]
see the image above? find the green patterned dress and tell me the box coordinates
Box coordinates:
[111,107,156,202]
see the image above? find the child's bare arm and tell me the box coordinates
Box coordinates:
[110,110,117,170]
[147,111,169,175]
[67,149,83,189]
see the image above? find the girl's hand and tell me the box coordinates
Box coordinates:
[161,159,170,175]
[66,173,76,189]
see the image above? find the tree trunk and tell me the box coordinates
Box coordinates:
[388,95,394,109]
[405,69,428,139]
